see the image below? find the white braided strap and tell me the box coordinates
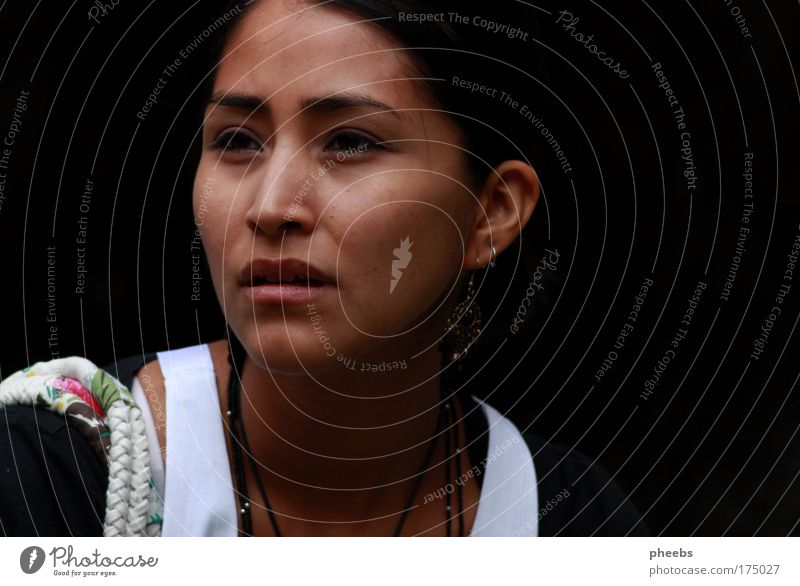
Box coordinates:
[104,400,150,536]
[0,356,162,536]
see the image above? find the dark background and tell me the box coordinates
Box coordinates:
[0,0,798,535]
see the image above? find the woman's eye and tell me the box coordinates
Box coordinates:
[210,128,263,153]
[324,130,385,157]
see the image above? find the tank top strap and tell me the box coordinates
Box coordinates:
[469,397,539,537]
[156,343,238,536]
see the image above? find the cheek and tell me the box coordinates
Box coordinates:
[337,200,465,336]
[192,178,240,282]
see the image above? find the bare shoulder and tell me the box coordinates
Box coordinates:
[134,341,228,405]
[136,340,230,422]
[132,341,230,463]
[134,357,166,407]
[134,357,167,460]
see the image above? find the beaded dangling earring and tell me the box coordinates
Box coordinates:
[442,246,497,363]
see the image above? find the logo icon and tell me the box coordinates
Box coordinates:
[390,236,413,294]
[20,546,45,574]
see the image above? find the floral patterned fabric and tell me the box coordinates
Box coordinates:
[0,356,163,535]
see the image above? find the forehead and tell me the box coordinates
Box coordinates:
[215,0,421,104]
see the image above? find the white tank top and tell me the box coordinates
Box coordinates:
[130,343,539,536]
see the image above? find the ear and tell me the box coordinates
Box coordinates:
[464,160,540,269]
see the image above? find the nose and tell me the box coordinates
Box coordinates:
[244,146,316,238]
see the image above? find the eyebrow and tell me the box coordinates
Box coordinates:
[207,91,408,122]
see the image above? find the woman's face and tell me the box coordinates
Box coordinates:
[194,0,479,374]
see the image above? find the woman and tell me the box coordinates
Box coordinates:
[0,0,647,537]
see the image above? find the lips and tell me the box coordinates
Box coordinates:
[238,258,335,288]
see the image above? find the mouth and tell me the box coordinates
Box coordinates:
[239,258,336,304]
[249,275,327,286]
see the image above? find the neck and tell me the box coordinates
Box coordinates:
[233,339,459,522]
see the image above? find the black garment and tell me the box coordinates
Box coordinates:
[0,405,107,536]
[0,352,648,536]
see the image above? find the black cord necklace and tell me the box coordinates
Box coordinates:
[225,331,465,537]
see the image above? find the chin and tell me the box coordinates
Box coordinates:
[239,330,346,375]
